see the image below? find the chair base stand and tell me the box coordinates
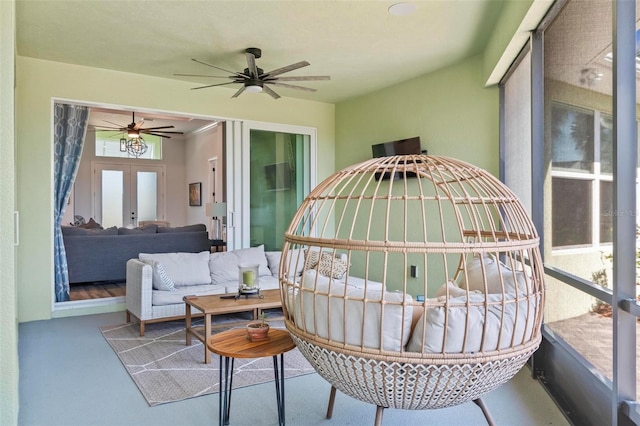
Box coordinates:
[326,386,496,426]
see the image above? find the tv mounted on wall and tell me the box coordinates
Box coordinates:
[371,137,424,180]
[371,136,422,158]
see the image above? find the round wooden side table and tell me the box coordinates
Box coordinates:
[207,328,295,426]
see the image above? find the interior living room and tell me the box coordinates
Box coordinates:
[2,1,640,426]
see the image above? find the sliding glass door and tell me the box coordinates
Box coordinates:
[225,121,316,251]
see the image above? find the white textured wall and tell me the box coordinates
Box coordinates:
[185,125,222,228]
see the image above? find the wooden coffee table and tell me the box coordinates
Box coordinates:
[184,289,283,364]
[208,328,295,426]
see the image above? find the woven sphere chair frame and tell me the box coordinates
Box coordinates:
[278,155,545,426]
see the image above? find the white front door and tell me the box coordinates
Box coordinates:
[93,162,165,228]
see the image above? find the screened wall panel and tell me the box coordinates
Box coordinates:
[503,50,532,216]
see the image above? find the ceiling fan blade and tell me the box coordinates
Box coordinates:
[261,61,309,78]
[133,120,145,131]
[191,58,249,79]
[272,76,330,81]
[174,73,231,78]
[95,124,124,130]
[269,81,317,92]
[140,125,175,130]
[191,81,239,90]
[231,86,246,98]
[141,130,183,135]
[102,120,126,128]
[262,85,281,99]
[145,132,174,138]
[246,52,259,78]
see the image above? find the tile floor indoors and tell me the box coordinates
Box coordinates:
[18,312,571,426]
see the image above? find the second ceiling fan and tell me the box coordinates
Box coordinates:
[97,112,184,139]
[176,47,330,99]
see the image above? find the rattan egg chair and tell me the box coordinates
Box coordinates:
[278,154,545,425]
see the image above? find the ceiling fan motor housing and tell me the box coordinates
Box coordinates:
[245,47,262,59]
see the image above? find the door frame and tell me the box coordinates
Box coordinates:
[225,120,317,250]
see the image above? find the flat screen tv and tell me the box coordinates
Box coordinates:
[371,136,422,158]
[372,137,423,180]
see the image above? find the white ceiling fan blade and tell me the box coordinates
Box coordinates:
[269,81,317,92]
[192,58,250,79]
[261,61,309,78]
[262,85,281,99]
[271,76,330,81]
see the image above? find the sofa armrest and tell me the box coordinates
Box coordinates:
[126,259,154,321]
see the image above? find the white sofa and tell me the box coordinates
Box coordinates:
[125,245,282,335]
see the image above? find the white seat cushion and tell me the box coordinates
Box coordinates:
[152,284,226,306]
[220,275,280,294]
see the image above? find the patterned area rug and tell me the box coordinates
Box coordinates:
[101,316,316,406]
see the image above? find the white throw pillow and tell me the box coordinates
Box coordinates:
[406,293,537,354]
[459,253,528,295]
[298,269,413,352]
[265,251,281,276]
[140,259,175,291]
[139,251,211,286]
[234,245,271,277]
[209,245,271,285]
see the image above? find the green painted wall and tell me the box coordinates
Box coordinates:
[0,1,18,424]
[335,54,499,174]
[334,54,499,295]
[482,0,535,83]
[15,56,334,323]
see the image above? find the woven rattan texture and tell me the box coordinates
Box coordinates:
[279,154,545,411]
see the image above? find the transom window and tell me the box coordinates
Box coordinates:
[94,130,162,160]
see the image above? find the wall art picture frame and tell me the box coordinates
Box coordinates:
[189,182,202,206]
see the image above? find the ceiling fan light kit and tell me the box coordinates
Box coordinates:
[119,136,148,158]
[245,80,263,93]
[178,47,330,99]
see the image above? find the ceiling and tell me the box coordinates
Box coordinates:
[16,0,506,105]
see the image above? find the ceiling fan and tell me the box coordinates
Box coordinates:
[96,112,184,139]
[176,47,330,99]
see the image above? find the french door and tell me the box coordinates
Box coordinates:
[92,162,165,228]
[225,121,316,251]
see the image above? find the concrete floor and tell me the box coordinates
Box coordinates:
[18,311,571,426]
